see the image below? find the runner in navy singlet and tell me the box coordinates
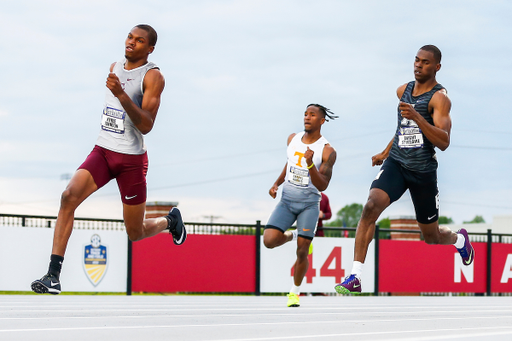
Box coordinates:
[335,45,475,294]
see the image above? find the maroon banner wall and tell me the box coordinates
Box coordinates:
[491,243,512,293]
[380,240,512,293]
[132,233,256,293]
[132,235,512,293]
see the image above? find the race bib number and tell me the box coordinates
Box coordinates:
[398,127,424,149]
[101,107,126,134]
[287,166,310,187]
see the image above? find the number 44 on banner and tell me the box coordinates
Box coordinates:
[291,246,345,283]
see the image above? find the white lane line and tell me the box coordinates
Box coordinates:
[1,310,512,321]
[2,303,511,310]
[383,330,512,341]
[2,306,512,314]
[1,316,512,333]
[198,326,512,341]
[1,323,511,341]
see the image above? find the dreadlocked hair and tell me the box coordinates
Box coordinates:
[307,104,339,122]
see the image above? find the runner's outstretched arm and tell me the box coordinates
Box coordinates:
[269,133,297,198]
[269,164,287,199]
[371,137,394,166]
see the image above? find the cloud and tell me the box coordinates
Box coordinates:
[0,0,511,225]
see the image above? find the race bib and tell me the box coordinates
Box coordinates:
[287,166,310,187]
[101,107,126,134]
[398,126,424,149]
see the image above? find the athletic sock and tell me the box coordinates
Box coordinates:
[48,254,64,279]
[165,215,173,229]
[454,233,465,249]
[291,229,298,241]
[351,261,364,278]
[290,284,300,295]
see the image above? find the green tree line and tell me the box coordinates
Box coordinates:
[324,202,485,237]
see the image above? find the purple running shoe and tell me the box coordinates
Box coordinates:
[456,228,475,266]
[335,274,361,294]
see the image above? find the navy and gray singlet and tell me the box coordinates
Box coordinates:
[388,81,445,173]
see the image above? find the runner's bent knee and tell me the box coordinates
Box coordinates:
[296,246,309,260]
[361,199,381,222]
[124,220,144,241]
[420,223,441,244]
[361,191,389,222]
[423,233,440,245]
[263,236,275,248]
[60,188,83,209]
[126,229,143,242]
[263,232,281,249]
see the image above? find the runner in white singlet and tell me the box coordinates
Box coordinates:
[264,104,337,307]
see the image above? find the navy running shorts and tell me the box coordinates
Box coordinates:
[78,145,148,205]
[370,157,439,224]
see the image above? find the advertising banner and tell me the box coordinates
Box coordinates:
[260,237,375,293]
[379,240,488,293]
[132,234,256,293]
[0,226,127,292]
[490,243,512,293]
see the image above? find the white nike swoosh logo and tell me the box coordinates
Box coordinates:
[175,227,185,243]
[125,195,137,200]
[354,284,360,288]
[428,215,436,220]
[50,281,59,287]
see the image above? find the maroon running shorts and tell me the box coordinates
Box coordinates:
[78,145,148,205]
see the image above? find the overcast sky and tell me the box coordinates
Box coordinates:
[0,0,511,225]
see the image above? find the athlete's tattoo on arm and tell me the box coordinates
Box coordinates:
[319,150,337,183]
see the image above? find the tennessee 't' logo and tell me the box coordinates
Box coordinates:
[294,151,305,167]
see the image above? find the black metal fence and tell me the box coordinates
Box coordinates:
[185,222,259,235]
[0,213,125,231]
[2,213,511,296]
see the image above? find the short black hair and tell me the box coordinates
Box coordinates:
[307,104,338,122]
[420,45,442,64]
[135,24,157,47]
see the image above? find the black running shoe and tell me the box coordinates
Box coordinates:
[31,273,61,295]
[167,207,187,245]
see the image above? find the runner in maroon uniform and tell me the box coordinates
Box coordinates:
[31,24,186,295]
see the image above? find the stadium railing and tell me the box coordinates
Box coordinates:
[2,213,511,296]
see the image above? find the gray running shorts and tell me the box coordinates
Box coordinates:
[265,198,319,240]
